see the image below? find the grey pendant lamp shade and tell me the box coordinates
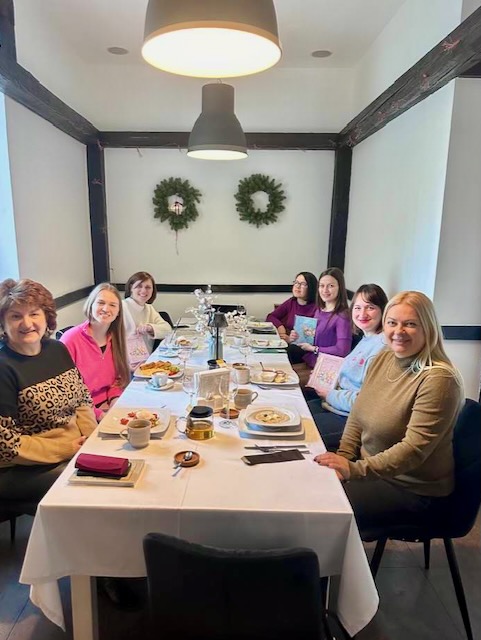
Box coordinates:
[142,0,281,78]
[187,84,247,161]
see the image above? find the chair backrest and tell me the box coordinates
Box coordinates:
[214,304,245,314]
[55,326,73,340]
[143,532,323,640]
[158,311,173,328]
[447,399,481,537]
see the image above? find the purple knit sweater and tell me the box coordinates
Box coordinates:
[303,309,352,368]
[266,297,317,333]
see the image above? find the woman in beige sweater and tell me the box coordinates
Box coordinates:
[315,291,464,535]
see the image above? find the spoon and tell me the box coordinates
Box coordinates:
[172,450,194,476]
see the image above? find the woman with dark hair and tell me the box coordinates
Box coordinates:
[316,291,464,537]
[308,283,388,450]
[61,284,130,421]
[122,272,170,363]
[0,279,96,501]
[290,268,351,383]
[265,272,317,343]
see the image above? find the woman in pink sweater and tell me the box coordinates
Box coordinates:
[61,284,130,421]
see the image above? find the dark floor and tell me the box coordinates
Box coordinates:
[0,514,480,640]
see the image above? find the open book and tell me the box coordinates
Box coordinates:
[306,353,344,397]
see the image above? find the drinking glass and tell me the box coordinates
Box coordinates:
[182,371,199,412]
[219,370,239,428]
[178,347,193,376]
[238,340,252,366]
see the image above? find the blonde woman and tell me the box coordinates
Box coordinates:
[316,291,464,536]
[61,284,130,421]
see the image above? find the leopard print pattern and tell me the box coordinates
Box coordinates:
[0,368,92,463]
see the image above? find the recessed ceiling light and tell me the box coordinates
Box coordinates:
[107,46,129,55]
[311,50,332,58]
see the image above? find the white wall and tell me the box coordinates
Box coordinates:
[5,98,93,297]
[105,148,334,320]
[351,0,462,116]
[344,84,455,297]
[0,96,19,281]
[434,79,481,399]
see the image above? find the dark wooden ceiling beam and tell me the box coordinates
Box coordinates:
[460,61,481,78]
[98,131,339,150]
[0,55,99,144]
[339,6,481,147]
[0,0,16,60]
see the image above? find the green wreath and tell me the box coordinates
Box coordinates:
[234,173,286,227]
[152,177,202,231]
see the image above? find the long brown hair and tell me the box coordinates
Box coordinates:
[84,283,130,388]
[316,267,349,315]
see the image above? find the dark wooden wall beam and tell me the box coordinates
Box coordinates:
[99,131,339,150]
[0,0,16,60]
[87,144,110,284]
[339,6,481,147]
[460,61,481,78]
[327,147,352,270]
[0,56,99,144]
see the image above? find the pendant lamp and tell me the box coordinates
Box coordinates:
[142,0,281,78]
[187,83,247,161]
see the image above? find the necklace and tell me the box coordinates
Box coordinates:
[386,357,411,383]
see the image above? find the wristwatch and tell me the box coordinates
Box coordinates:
[313,346,319,355]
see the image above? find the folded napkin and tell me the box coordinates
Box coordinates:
[75,453,129,477]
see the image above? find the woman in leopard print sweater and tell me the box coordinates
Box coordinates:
[0,279,97,502]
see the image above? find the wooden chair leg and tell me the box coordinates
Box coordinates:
[443,537,473,640]
[9,517,16,542]
[370,538,387,579]
[423,539,431,569]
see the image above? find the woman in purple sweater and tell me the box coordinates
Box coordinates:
[291,268,351,385]
[266,272,317,342]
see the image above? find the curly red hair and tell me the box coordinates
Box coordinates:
[0,279,57,338]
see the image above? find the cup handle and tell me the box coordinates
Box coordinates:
[251,391,259,402]
[120,429,128,440]
[176,417,187,434]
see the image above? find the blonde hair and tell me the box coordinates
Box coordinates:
[383,291,463,388]
[84,283,130,388]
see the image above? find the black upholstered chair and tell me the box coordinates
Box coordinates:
[55,326,73,340]
[363,399,481,640]
[0,501,37,542]
[143,532,327,640]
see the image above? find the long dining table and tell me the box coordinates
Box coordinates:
[19,325,378,640]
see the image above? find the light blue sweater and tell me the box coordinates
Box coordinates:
[325,333,386,415]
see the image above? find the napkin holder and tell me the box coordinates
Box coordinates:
[195,368,230,411]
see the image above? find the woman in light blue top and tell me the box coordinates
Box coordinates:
[308,283,388,450]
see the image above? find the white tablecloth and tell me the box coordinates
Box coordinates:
[20,340,378,638]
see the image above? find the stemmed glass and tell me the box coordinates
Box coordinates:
[182,370,199,412]
[219,370,239,428]
[238,339,252,366]
[178,347,193,377]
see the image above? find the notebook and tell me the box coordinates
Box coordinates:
[306,353,344,397]
[292,315,317,345]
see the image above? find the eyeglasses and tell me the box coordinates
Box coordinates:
[292,281,308,288]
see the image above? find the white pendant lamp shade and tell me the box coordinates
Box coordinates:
[142,0,281,78]
[187,84,247,161]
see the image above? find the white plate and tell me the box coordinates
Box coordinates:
[146,379,175,392]
[238,411,305,439]
[247,322,274,329]
[244,405,300,429]
[99,407,172,436]
[133,362,182,379]
[250,373,299,387]
[250,339,287,349]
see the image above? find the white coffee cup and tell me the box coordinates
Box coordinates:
[151,372,169,388]
[234,335,247,346]
[232,363,250,384]
[120,418,151,448]
[234,389,259,410]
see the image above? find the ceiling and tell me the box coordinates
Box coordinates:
[17,0,406,69]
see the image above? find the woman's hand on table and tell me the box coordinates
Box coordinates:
[315,452,351,481]
[136,324,154,336]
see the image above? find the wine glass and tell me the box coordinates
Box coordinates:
[219,370,239,428]
[178,347,193,377]
[182,371,199,412]
[238,339,252,366]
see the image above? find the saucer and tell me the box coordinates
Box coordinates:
[146,379,175,392]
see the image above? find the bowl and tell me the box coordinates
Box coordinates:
[261,370,276,382]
